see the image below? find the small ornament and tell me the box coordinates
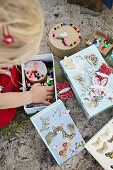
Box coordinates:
[48,67,53,74]
[75,141,84,150]
[84,54,98,66]
[94,36,98,39]
[93,39,100,47]
[52,108,60,118]
[60,32,68,38]
[59,141,73,160]
[64,56,76,69]
[61,109,70,117]
[101,39,112,51]
[98,37,102,42]
[103,40,112,47]
[53,144,60,150]
[101,47,106,51]
[96,141,108,154]
[52,124,63,133]
[40,117,50,132]
[87,40,92,45]
[73,74,86,86]
[62,124,75,140]
[56,80,74,102]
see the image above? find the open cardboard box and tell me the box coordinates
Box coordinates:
[22,54,57,115]
[86,31,113,58]
[105,48,113,66]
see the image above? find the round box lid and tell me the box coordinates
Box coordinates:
[49,23,81,57]
[24,60,47,83]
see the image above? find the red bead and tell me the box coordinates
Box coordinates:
[74,26,77,30]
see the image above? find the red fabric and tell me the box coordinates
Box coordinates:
[56,81,74,102]
[99,63,112,76]
[96,63,112,86]
[0,66,21,128]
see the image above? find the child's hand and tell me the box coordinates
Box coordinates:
[30,83,55,105]
[0,58,12,75]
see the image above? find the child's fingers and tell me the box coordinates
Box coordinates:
[0,63,12,69]
[36,83,41,86]
[47,85,55,91]
[0,58,11,64]
[47,91,54,96]
[43,100,51,106]
[46,95,54,100]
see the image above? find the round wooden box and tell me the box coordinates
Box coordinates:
[49,23,81,58]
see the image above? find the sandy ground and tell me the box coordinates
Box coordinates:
[0,0,113,170]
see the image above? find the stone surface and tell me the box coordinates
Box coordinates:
[0,0,113,170]
[67,0,97,11]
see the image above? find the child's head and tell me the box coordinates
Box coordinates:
[0,0,43,65]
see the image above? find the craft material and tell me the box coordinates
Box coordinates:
[64,56,76,69]
[75,141,84,150]
[107,136,113,143]
[85,118,113,170]
[62,124,76,140]
[40,117,50,131]
[72,74,86,86]
[56,80,74,102]
[61,109,70,117]
[30,100,85,165]
[22,54,57,114]
[84,54,98,66]
[60,45,113,119]
[53,144,60,150]
[59,141,73,160]
[49,23,81,57]
[86,31,113,57]
[91,137,101,147]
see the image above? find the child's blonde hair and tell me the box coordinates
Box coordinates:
[0,0,43,65]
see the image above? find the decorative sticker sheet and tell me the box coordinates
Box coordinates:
[60,45,113,119]
[30,99,85,165]
[85,118,113,170]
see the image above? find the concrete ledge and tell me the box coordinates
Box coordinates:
[67,0,97,11]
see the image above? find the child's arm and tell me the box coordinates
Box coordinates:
[0,83,54,109]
